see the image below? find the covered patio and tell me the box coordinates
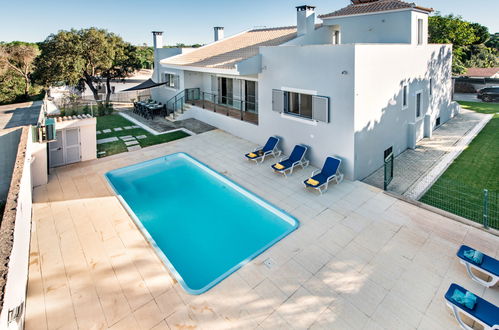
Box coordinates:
[26,129,499,329]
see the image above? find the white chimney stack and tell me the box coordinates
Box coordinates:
[152,31,163,49]
[214,27,224,42]
[296,5,316,36]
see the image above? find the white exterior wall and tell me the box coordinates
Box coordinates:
[353,43,456,179]
[258,44,356,179]
[0,129,32,330]
[151,66,185,104]
[322,10,414,44]
[31,140,48,187]
[283,26,334,46]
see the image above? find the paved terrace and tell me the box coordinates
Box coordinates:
[26,130,499,329]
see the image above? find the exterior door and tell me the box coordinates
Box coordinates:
[245,81,256,112]
[49,130,64,167]
[64,128,81,164]
[48,128,81,167]
[219,77,233,106]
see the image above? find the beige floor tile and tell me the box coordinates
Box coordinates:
[133,300,164,330]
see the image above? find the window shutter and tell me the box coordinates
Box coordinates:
[211,75,218,93]
[272,89,284,112]
[174,75,180,89]
[312,95,329,123]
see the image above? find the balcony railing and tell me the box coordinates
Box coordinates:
[176,89,258,125]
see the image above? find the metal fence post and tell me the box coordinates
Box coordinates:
[483,189,489,228]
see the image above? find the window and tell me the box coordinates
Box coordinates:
[435,117,441,127]
[429,78,433,95]
[272,89,329,123]
[284,91,314,119]
[384,146,393,159]
[402,85,408,108]
[417,19,424,45]
[164,73,179,89]
[416,92,422,118]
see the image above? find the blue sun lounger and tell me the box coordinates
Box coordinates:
[245,136,282,163]
[445,283,499,330]
[457,245,499,288]
[271,144,309,177]
[303,156,344,194]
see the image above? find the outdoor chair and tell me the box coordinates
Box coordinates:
[245,136,282,163]
[303,156,344,194]
[271,144,309,177]
[445,283,498,330]
[457,245,499,287]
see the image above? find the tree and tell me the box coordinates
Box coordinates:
[135,45,154,69]
[0,42,39,99]
[35,28,141,105]
[429,14,495,74]
[485,33,499,50]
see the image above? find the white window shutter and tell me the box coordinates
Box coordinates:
[312,95,329,122]
[272,89,284,112]
[211,75,218,93]
[175,75,180,89]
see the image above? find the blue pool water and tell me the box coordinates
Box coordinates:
[105,153,299,294]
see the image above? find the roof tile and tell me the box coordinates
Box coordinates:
[318,0,432,19]
[161,27,298,70]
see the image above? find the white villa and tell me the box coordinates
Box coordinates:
[150,0,459,180]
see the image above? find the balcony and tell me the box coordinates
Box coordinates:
[168,88,258,125]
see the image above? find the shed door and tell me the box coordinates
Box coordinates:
[64,128,81,164]
[49,130,64,167]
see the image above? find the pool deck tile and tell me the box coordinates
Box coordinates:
[26,129,499,330]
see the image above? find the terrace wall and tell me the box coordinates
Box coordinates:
[0,127,32,329]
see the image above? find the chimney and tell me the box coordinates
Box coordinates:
[214,27,224,42]
[296,5,316,36]
[152,31,163,49]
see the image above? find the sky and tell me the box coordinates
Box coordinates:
[0,0,498,46]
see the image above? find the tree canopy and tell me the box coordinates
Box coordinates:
[35,28,141,104]
[0,42,39,99]
[429,13,498,74]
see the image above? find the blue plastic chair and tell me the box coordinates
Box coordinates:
[445,283,498,330]
[303,156,344,194]
[457,245,499,288]
[245,136,282,163]
[271,144,309,177]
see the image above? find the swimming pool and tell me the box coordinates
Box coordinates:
[105,153,299,294]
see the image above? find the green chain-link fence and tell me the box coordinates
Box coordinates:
[420,178,498,230]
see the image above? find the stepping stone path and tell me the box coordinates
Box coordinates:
[124,126,133,130]
[125,140,139,146]
[97,137,119,144]
[114,127,123,131]
[96,131,101,135]
[132,125,140,128]
[102,129,112,133]
[136,135,147,139]
[97,151,106,156]
[127,145,142,152]
[121,137,136,142]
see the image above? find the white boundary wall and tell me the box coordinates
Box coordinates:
[0,128,33,329]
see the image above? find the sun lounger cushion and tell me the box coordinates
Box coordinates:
[457,245,499,276]
[306,178,319,186]
[445,283,499,327]
[274,163,285,170]
[450,289,477,309]
[464,249,484,265]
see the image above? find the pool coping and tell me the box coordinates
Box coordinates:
[104,152,300,295]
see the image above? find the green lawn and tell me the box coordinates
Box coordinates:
[96,114,189,157]
[457,101,499,115]
[420,101,499,228]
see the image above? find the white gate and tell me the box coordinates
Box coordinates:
[48,128,81,167]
